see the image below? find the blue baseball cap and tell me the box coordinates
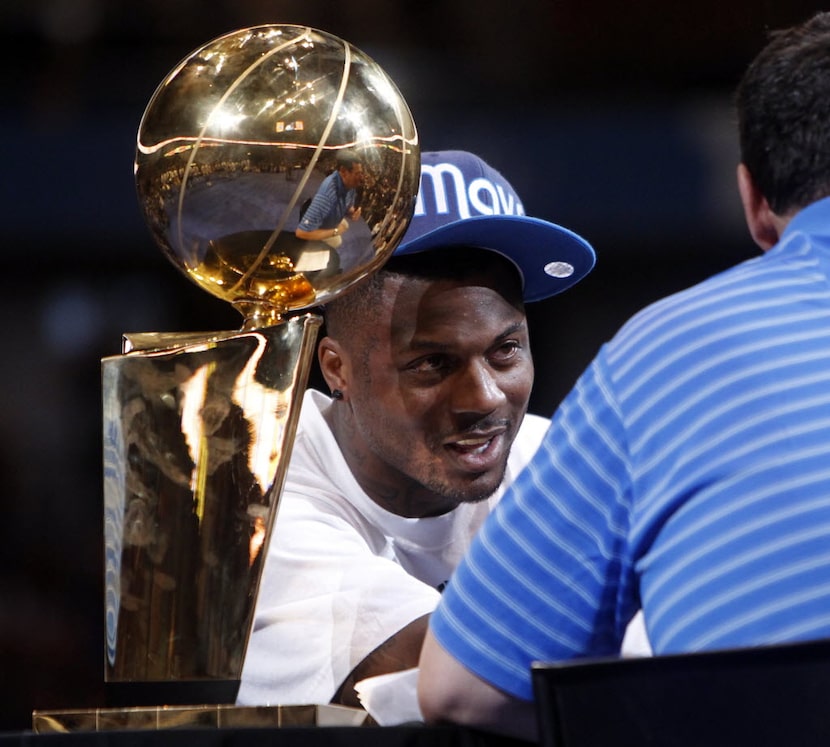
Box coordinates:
[395,150,595,302]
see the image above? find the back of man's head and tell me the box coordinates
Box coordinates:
[336,149,362,171]
[737,12,830,215]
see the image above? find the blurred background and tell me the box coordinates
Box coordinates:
[0,0,825,731]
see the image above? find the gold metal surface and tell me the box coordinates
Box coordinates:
[102,315,321,686]
[32,704,369,733]
[135,24,420,329]
[95,25,420,707]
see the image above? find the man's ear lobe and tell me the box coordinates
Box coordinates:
[318,337,347,392]
[737,163,780,251]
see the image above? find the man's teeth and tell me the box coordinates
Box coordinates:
[454,436,492,452]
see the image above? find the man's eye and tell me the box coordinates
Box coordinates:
[409,355,448,373]
[490,341,521,363]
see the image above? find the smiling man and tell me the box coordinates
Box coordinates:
[236,150,596,709]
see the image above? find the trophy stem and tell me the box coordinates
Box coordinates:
[234,302,285,331]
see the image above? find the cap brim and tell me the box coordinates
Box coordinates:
[394,215,595,302]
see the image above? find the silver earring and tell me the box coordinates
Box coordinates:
[331,389,343,400]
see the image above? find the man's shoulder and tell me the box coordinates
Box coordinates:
[286,389,341,481]
[294,388,332,436]
[518,411,551,440]
[282,389,378,525]
[607,253,765,358]
[507,412,550,470]
[320,170,340,193]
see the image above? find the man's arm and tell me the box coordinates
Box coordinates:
[296,217,349,242]
[331,613,430,707]
[417,628,538,741]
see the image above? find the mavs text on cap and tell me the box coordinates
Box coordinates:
[394,150,596,303]
[415,161,525,221]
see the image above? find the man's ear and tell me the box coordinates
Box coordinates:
[737,163,780,251]
[318,336,348,394]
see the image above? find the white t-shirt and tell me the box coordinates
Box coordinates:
[237,388,550,706]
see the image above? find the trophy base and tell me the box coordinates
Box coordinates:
[104,680,240,708]
[32,703,370,733]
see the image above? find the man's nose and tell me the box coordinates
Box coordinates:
[451,361,506,414]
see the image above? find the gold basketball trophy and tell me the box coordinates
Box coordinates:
[33,25,419,732]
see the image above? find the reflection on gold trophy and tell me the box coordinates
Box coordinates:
[194,244,316,311]
[33,25,419,731]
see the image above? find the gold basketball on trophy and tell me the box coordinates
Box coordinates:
[135,25,420,329]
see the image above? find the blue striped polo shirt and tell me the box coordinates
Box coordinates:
[430,195,830,701]
[299,170,355,231]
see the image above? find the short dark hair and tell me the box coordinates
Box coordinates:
[736,12,830,215]
[324,247,524,341]
[335,149,362,171]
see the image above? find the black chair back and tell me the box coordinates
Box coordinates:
[532,638,830,747]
